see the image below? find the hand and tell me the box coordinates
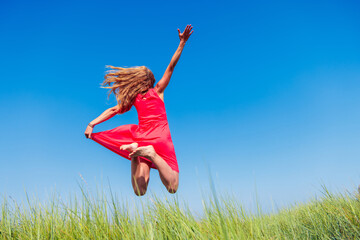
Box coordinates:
[178,24,194,43]
[84,124,94,139]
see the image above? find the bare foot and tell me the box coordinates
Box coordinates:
[128,145,156,160]
[120,142,138,152]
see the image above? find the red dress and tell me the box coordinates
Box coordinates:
[91,87,179,172]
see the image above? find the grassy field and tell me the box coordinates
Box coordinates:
[1,184,360,239]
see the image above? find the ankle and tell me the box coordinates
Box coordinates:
[147,151,157,161]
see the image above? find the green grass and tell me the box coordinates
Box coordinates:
[1,184,360,239]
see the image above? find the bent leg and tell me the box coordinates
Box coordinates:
[131,156,151,196]
[150,152,179,193]
[130,145,179,193]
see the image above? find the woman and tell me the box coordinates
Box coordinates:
[84,24,194,196]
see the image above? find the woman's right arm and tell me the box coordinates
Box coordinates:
[89,105,121,126]
[85,105,121,139]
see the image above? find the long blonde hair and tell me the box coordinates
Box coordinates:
[101,65,155,113]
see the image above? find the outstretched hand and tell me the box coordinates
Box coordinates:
[178,24,194,43]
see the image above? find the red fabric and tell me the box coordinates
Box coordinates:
[91,88,179,172]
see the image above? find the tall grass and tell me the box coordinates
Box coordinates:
[1,184,360,239]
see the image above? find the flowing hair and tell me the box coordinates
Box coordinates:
[101,65,155,113]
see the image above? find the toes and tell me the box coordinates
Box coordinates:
[120,144,128,150]
[129,149,138,158]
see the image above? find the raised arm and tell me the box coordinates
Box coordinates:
[155,24,194,95]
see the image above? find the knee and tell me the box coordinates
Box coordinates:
[133,185,147,196]
[165,172,179,194]
[167,186,178,194]
[132,176,148,196]
[166,181,178,194]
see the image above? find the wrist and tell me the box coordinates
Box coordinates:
[179,40,186,46]
[88,122,95,128]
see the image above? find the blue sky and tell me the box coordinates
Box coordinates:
[1,0,360,213]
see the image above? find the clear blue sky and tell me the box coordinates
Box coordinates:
[1,0,360,213]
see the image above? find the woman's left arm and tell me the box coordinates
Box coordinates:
[155,24,194,94]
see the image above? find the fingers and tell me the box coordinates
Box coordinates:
[180,24,192,34]
[184,24,193,36]
[188,26,193,34]
[85,126,93,139]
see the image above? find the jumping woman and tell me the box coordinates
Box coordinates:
[84,24,193,196]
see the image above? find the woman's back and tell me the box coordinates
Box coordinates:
[134,88,168,127]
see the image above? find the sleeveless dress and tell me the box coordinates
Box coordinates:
[91,88,179,173]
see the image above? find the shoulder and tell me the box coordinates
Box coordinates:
[153,86,164,101]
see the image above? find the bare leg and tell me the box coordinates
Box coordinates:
[131,156,151,196]
[121,143,150,196]
[129,145,179,193]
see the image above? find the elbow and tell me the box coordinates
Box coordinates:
[110,106,121,114]
[168,64,175,72]
[115,107,121,114]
